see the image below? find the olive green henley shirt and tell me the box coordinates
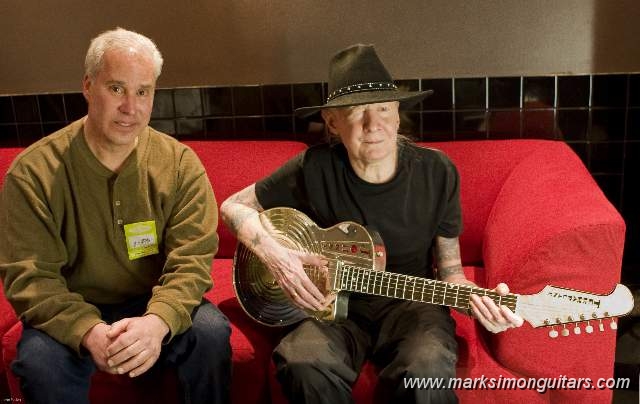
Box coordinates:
[0,119,218,353]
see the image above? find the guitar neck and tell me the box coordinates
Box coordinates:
[334,263,518,311]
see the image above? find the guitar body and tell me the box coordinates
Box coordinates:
[233,207,387,326]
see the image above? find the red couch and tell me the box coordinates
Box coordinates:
[0,139,626,403]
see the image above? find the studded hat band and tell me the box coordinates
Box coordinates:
[326,82,398,103]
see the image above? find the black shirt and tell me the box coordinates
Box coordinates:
[255,141,462,278]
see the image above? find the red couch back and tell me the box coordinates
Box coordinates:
[0,148,23,188]
[188,139,571,265]
[418,140,571,265]
[1,140,576,265]
[183,140,308,258]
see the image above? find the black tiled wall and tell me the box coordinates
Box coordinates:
[1,73,639,280]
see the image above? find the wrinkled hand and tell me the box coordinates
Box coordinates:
[81,323,117,373]
[261,246,330,311]
[470,283,524,333]
[105,314,169,377]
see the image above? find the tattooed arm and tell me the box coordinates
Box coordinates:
[434,236,471,285]
[219,184,327,310]
[435,236,523,332]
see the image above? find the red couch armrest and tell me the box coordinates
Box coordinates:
[482,141,625,402]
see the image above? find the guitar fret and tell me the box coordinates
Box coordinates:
[344,266,350,290]
[383,272,388,296]
[352,267,357,292]
[410,277,414,300]
[453,284,460,307]
[384,272,389,296]
[389,273,395,297]
[442,283,447,305]
[394,273,399,298]
[335,261,342,290]
[386,273,393,296]
[411,277,415,300]
[361,270,366,293]
[372,271,377,294]
[352,267,356,291]
[412,278,417,300]
[344,266,347,290]
[431,281,436,304]
[409,277,415,301]
[401,276,406,300]
[340,266,349,289]
[365,269,371,293]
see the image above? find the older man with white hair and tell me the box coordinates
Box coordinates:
[221,44,522,403]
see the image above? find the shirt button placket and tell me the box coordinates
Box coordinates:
[115,200,123,226]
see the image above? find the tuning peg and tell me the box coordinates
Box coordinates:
[598,320,605,332]
[574,324,581,335]
[585,322,594,334]
[610,319,618,330]
[549,327,559,338]
[561,325,570,337]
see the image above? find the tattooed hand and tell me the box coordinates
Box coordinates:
[435,236,523,333]
[220,184,330,311]
[260,246,329,311]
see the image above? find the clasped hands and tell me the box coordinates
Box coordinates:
[82,314,169,378]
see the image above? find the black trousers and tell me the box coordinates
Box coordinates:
[273,294,458,404]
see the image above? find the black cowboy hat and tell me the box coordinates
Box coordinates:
[295,44,433,117]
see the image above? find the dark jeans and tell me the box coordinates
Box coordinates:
[12,297,232,404]
[273,295,458,404]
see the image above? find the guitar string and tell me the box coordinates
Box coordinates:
[303,265,611,323]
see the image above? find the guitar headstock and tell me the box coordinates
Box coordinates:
[516,284,634,338]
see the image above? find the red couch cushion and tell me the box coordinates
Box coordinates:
[208,258,286,403]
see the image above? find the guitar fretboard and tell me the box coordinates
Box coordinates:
[334,263,518,311]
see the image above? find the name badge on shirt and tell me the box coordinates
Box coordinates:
[124,220,159,260]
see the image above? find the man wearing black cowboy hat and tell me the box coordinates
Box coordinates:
[221,44,522,403]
